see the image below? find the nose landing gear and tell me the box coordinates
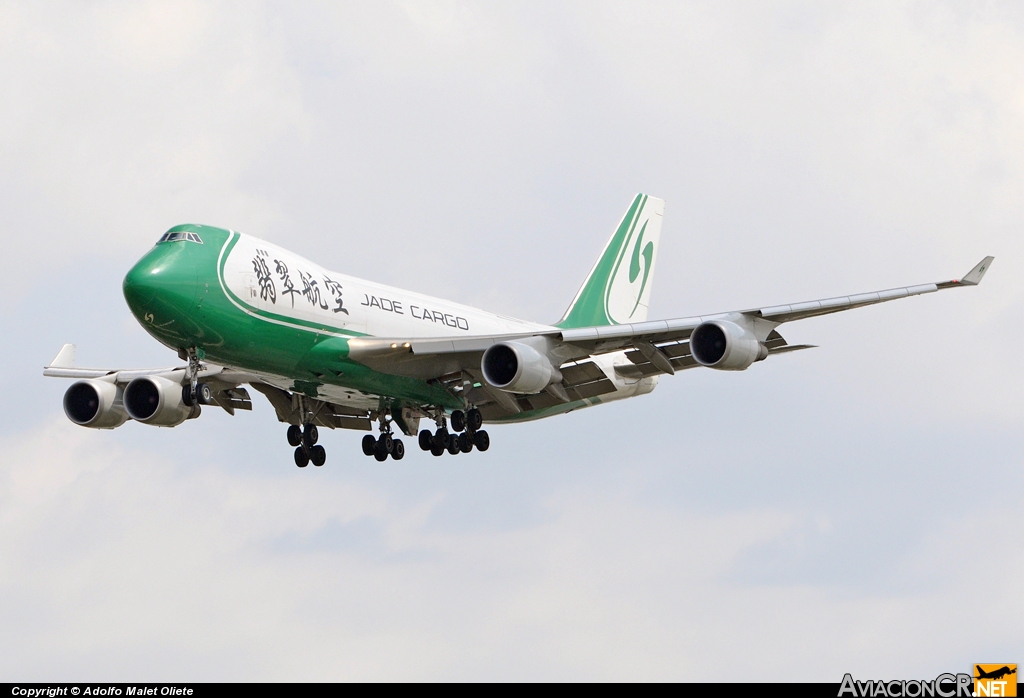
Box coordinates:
[180,348,213,409]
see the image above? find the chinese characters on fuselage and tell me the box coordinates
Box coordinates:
[250,252,348,315]
[246,252,468,330]
[274,259,301,307]
[298,270,328,310]
[252,251,276,304]
[322,277,348,314]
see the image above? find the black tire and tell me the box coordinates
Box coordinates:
[418,430,433,450]
[362,434,376,456]
[379,433,393,454]
[467,408,483,432]
[196,383,214,405]
[181,385,194,407]
[287,425,302,447]
[303,424,319,447]
[430,439,445,457]
[392,439,405,460]
[373,444,389,462]
[458,432,474,453]
[446,433,461,455]
[294,446,309,467]
[450,410,466,432]
[311,445,326,466]
[473,430,490,452]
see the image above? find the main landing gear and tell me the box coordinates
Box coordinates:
[360,411,405,461]
[289,423,326,468]
[418,408,488,457]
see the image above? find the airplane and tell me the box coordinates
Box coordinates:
[44,194,994,467]
[975,666,1016,681]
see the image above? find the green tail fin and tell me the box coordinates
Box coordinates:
[556,193,665,329]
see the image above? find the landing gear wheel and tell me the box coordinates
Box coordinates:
[182,385,195,407]
[450,410,466,432]
[392,439,405,460]
[310,445,326,466]
[196,383,214,405]
[303,424,319,447]
[294,446,309,467]
[430,436,446,457]
[287,425,302,447]
[418,430,433,451]
[446,433,461,455]
[458,432,474,453]
[373,444,389,462]
[473,430,490,452]
[362,434,377,456]
[378,433,393,454]
[467,408,483,432]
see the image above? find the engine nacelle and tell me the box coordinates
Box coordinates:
[481,341,561,394]
[124,375,200,426]
[689,320,768,371]
[63,379,129,429]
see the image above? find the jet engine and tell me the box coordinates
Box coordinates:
[63,379,129,429]
[124,375,200,426]
[689,320,768,371]
[481,341,561,394]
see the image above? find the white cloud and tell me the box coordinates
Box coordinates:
[1,420,1020,680]
[0,1,310,297]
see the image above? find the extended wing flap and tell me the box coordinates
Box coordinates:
[250,381,371,430]
[559,360,617,399]
[210,387,253,415]
[560,361,607,385]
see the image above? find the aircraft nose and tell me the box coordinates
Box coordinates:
[123,258,158,311]
[123,242,199,320]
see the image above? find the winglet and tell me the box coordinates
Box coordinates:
[959,256,994,286]
[48,343,76,368]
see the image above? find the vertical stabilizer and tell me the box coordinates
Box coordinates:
[557,194,665,328]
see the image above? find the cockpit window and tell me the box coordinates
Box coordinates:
[157,231,203,244]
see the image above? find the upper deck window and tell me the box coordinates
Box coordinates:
[157,231,203,244]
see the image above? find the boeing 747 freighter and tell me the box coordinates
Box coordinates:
[44,194,993,467]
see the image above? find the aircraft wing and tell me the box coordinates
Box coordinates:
[347,256,994,380]
[43,344,255,415]
[558,255,995,354]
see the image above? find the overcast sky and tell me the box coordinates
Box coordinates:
[1,0,1022,681]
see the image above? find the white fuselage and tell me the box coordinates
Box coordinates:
[221,233,658,415]
[223,233,554,339]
